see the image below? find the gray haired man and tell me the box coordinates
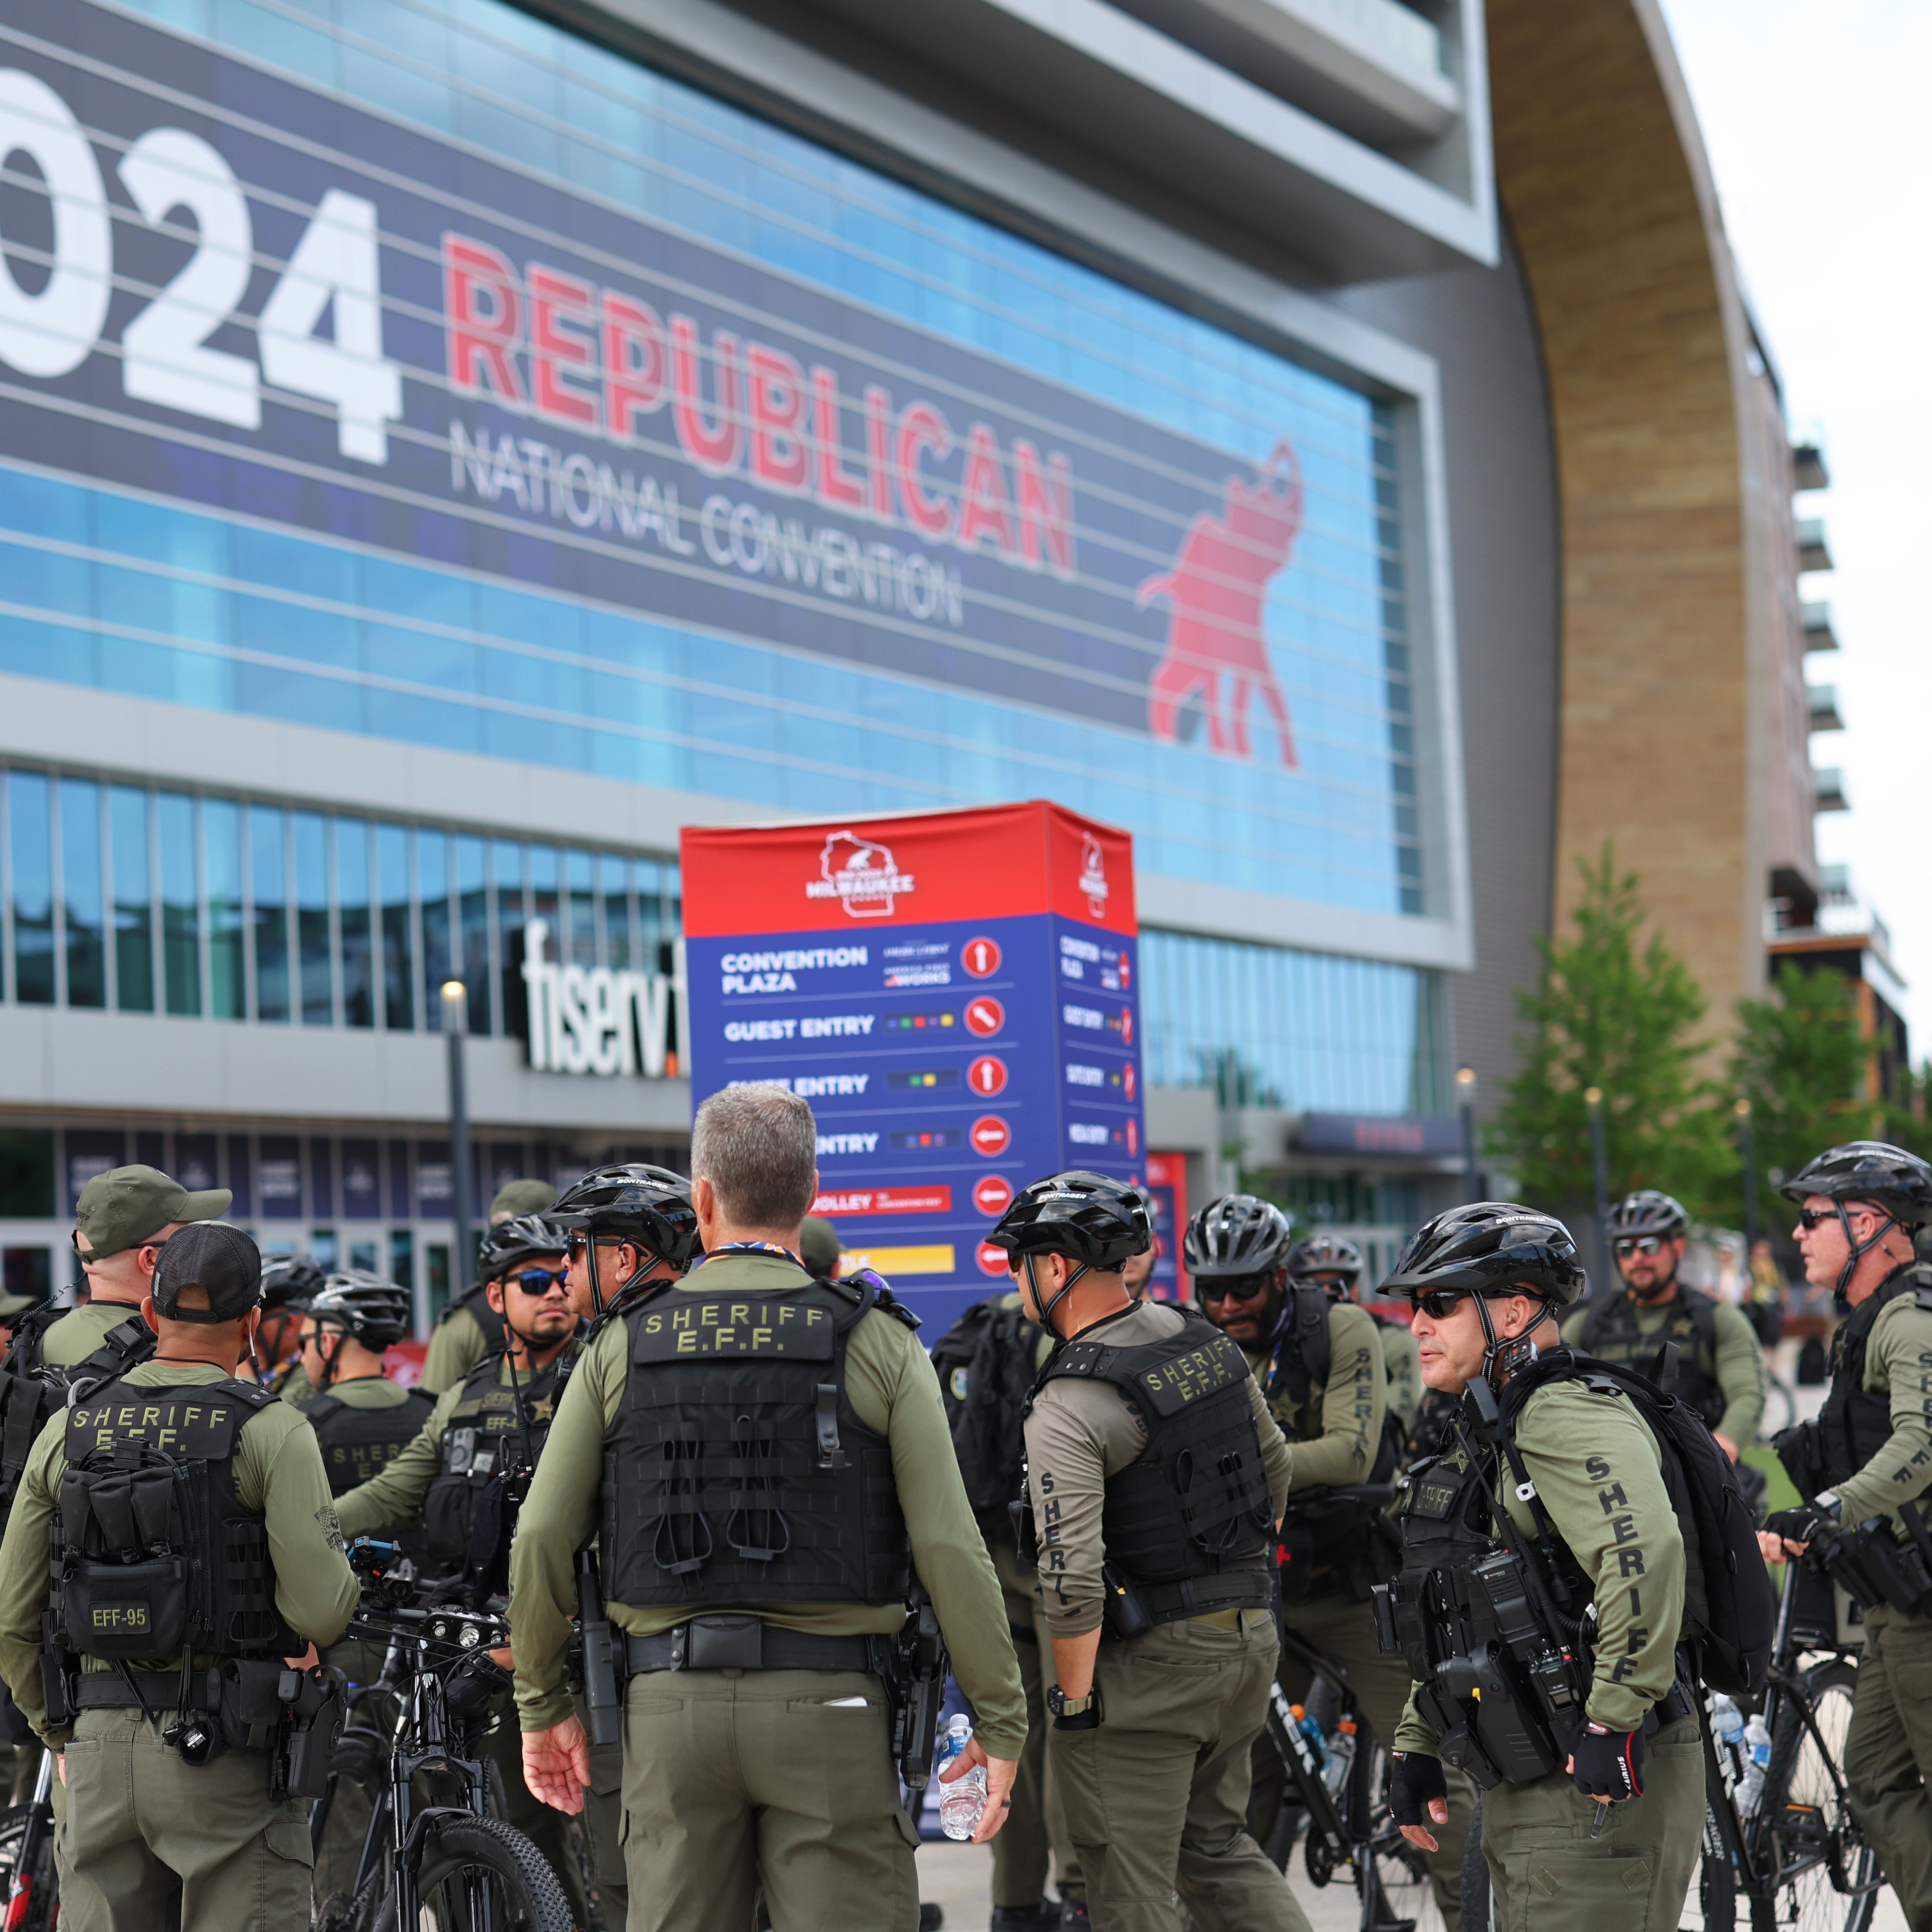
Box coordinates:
[509,1083,1028,1931]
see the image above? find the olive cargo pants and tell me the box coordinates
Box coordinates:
[58,1707,315,1932]
[618,1666,919,1932]
[575,1690,629,1932]
[1478,1710,1702,1932]
[1263,1585,1474,1932]
[1049,1612,1311,1932]
[994,1539,1085,1911]
[1844,1601,1932,1930]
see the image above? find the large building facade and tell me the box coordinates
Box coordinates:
[0,0,1816,1314]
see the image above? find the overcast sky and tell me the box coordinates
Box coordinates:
[1654,0,1932,1050]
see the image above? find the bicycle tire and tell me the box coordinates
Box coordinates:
[1352,1728,1443,1932]
[1760,1379,1799,1442]
[313,1725,391,1932]
[1757,1658,1879,1932]
[377,1813,575,1932]
[0,1803,57,1932]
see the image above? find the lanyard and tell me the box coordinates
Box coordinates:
[699,1241,804,1268]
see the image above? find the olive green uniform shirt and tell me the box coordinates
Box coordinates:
[1377,1316,1423,1432]
[422,1304,491,1397]
[1395,1377,1688,1750]
[0,1360,360,1744]
[1026,1301,1293,1640]
[1560,1293,1766,1444]
[1831,1295,1932,1532]
[37,1299,151,1368]
[507,1252,1030,1759]
[1245,1298,1386,1490]
[334,1352,560,1541]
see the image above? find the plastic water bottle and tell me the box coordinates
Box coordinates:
[1736,1714,1773,1818]
[1710,1693,1746,1776]
[936,1714,988,1841]
[1290,1704,1330,1772]
[1321,1717,1358,1798]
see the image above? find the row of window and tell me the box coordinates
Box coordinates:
[1,765,679,1034]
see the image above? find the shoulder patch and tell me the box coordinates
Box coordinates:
[949,1366,969,1402]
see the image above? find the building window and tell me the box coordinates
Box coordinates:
[9,771,54,1007]
[378,823,413,1032]
[456,835,490,1035]
[294,812,332,1026]
[204,798,245,1021]
[337,818,374,1029]
[249,806,290,1024]
[110,785,155,1013]
[420,829,452,1031]
[158,792,200,1016]
[59,779,105,1010]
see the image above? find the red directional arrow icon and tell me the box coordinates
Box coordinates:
[973,1175,1015,1216]
[970,1116,1012,1157]
[967,1055,1009,1097]
[964,995,1005,1037]
[961,937,1002,979]
[976,1240,1010,1276]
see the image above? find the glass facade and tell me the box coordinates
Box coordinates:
[0,0,1422,915]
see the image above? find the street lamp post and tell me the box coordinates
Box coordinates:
[1585,1086,1613,1299]
[1736,1096,1759,1252]
[442,980,475,1296]
[1455,1065,1480,1202]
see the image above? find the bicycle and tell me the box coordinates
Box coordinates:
[1255,1484,1446,1932]
[1759,1375,1800,1443]
[0,1750,57,1932]
[1694,1562,1882,1932]
[310,1540,574,1932]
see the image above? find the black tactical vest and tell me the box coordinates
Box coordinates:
[421,1350,576,1570]
[1035,1308,1274,1618]
[53,1377,298,1664]
[1816,1265,1932,1490]
[1387,1427,1591,1788]
[299,1382,438,1497]
[0,1308,156,1529]
[1577,1289,1726,1428]
[602,1273,912,1610]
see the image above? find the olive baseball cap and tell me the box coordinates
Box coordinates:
[489,1179,557,1223]
[0,1292,34,1322]
[799,1216,842,1277]
[150,1222,261,1325]
[74,1165,232,1261]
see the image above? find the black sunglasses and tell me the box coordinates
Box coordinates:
[1198,1273,1275,1303]
[1614,1235,1668,1258]
[506,1266,569,1293]
[1795,1205,1879,1232]
[1409,1288,1474,1320]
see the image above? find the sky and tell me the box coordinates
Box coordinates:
[1655,0,1932,1051]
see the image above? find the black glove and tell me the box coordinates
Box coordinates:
[1570,1721,1645,1801]
[1389,1751,1448,1827]
[1765,1498,1840,1547]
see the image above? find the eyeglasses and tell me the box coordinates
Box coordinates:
[1197,1273,1275,1303]
[1795,1205,1879,1232]
[505,1266,569,1294]
[1409,1289,1474,1320]
[1614,1235,1669,1258]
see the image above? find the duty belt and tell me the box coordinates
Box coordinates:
[74,1669,219,1713]
[1655,1678,1696,1729]
[623,1615,881,1676]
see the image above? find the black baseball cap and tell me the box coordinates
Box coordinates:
[150,1223,262,1325]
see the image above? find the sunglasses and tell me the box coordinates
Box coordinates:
[71,1232,170,1257]
[1409,1288,1474,1320]
[1614,1235,1668,1258]
[505,1266,569,1294]
[1795,1205,1881,1232]
[1198,1273,1275,1303]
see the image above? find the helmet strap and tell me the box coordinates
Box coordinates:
[1833,1201,1900,1307]
[1476,1292,1551,1386]
[1027,1252,1090,1339]
[313,1325,343,1397]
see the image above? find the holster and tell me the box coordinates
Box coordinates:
[1100,1564,1154,1640]
[1774,1421,1828,1502]
[1822,1519,1932,1615]
[275,1666,347,1803]
[218,1658,292,1751]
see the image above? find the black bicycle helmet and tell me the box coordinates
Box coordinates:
[1382,1202,1587,1310]
[1606,1190,1688,1240]
[986,1171,1152,1270]
[1779,1142,1932,1223]
[1285,1234,1363,1284]
[476,1213,568,1283]
[1183,1195,1293,1280]
[549,1164,701,1269]
[306,1270,413,1351]
[260,1252,327,1310]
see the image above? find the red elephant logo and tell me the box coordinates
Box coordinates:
[1139,441,1303,767]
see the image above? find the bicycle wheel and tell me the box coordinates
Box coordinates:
[0,1804,57,1932]
[1760,1378,1799,1442]
[1758,1659,1879,1932]
[386,1814,575,1932]
[1352,1733,1443,1932]
[312,1726,391,1932]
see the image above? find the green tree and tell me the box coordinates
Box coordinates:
[1488,845,1730,1215]
[1733,961,1871,1213]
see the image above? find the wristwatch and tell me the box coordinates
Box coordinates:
[1048,1685,1099,1729]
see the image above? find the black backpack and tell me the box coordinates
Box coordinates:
[1500,1349,1774,1696]
[930,1297,1044,1527]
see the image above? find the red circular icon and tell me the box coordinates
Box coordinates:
[1126,1118,1139,1156]
[962,937,1003,979]
[1120,958,1132,989]
[1123,1063,1137,1101]
[967,1055,1009,1097]
[970,1115,1012,1157]
[976,1240,1011,1277]
[963,995,1005,1037]
[973,1175,1015,1216]
[1120,1007,1135,1045]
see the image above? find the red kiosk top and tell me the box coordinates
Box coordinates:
[680,800,1137,938]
